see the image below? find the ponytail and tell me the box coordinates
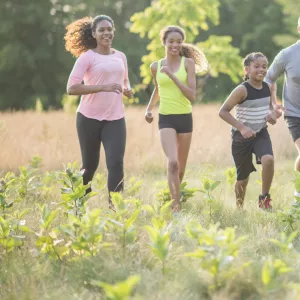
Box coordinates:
[180,43,209,72]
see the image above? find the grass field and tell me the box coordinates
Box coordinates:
[1,105,300,299]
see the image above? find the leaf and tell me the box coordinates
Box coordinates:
[262,261,271,285]
[210,181,221,192]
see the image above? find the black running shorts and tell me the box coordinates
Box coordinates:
[231,127,273,181]
[158,113,193,133]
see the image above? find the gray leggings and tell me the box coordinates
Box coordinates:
[76,112,126,196]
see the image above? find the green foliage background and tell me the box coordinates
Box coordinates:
[0,0,298,109]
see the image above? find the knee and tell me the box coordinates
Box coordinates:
[235,178,248,189]
[261,155,274,167]
[168,159,179,174]
[179,170,185,181]
[107,158,124,172]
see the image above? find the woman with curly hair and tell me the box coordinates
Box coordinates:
[65,15,132,209]
[144,25,208,213]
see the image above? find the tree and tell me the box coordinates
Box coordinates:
[129,0,243,98]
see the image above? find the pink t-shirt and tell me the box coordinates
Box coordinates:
[67,49,128,121]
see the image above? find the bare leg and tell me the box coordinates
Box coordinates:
[159,128,180,212]
[177,133,192,183]
[294,138,300,172]
[235,178,249,208]
[261,155,274,195]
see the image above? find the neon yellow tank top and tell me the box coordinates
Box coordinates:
[156,58,192,115]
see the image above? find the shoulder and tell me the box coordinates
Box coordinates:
[78,49,92,59]
[184,57,195,66]
[114,49,127,60]
[233,84,247,99]
[76,50,93,65]
[150,61,158,74]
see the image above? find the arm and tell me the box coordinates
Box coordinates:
[145,62,160,123]
[161,58,196,102]
[122,53,133,99]
[67,53,122,95]
[266,83,282,123]
[265,50,286,108]
[219,85,256,138]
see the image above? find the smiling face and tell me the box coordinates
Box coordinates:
[92,19,114,48]
[245,56,268,81]
[164,31,184,56]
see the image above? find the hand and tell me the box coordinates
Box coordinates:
[123,88,133,99]
[160,66,173,78]
[240,125,256,139]
[272,103,284,118]
[145,111,153,123]
[266,111,277,125]
[102,83,123,94]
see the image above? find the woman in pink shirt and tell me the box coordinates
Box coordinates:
[65,15,132,209]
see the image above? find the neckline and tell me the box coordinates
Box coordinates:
[90,48,116,56]
[160,57,183,74]
[245,81,264,91]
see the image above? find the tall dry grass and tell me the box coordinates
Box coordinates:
[0,104,296,173]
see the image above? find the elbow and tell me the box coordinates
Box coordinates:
[67,86,75,95]
[189,92,196,102]
[219,109,225,119]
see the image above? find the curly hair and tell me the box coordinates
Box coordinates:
[160,26,209,72]
[243,52,268,81]
[64,15,114,57]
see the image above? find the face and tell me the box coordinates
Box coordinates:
[92,20,114,48]
[164,31,183,56]
[246,56,268,81]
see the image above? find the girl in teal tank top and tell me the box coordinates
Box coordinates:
[144,25,208,213]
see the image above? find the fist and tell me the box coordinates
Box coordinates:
[240,125,256,139]
[123,88,133,99]
[160,66,172,77]
[145,111,153,123]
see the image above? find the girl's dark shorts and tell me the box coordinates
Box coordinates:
[158,113,193,133]
[232,127,273,181]
[284,116,300,142]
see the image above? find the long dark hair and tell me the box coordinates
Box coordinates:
[64,15,114,57]
[160,26,209,72]
[243,52,268,81]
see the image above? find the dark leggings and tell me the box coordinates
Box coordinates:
[76,112,126,197]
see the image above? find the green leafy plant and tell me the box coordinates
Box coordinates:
[60,209,111,258]
[269,231,297,255]
[186,222,248,290]
[143,200,173,229]
[107,193,140,254]
[0,216,25,254]
[35,204,67,261]
[126,176,143,197]
[261,257,293,291]
[144,222,172,274]
[199,177,221,222]
[224,167,236,186]
[91,275,140,300]
[54,162,97,217]
[156,181,200,204]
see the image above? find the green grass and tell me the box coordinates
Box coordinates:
[1,159,300,300]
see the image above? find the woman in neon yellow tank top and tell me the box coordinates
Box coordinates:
[145,26,208,213]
